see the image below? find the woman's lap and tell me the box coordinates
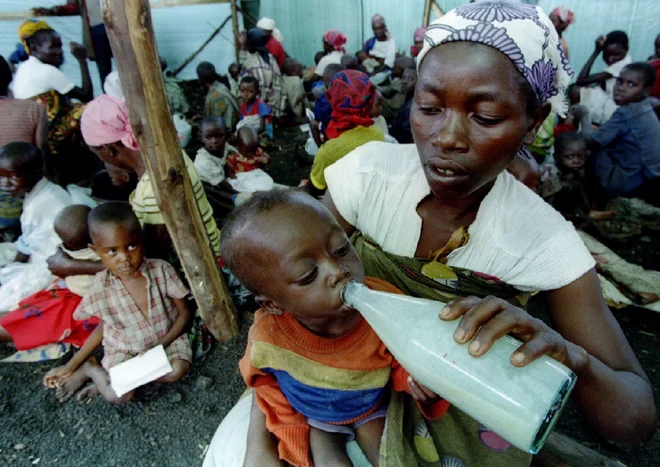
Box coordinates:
[203,392,372,467]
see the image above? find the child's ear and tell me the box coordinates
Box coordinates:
[523,102,552,146]
[255,296,285,315]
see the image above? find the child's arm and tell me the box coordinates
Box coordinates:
[160,297,190,349]
[258,116,266,134]
[43,322,103,388]
[576,36,612,87]
[240,341,312,467]
[391,359,450,421]
[13,251,29,263]
[47,247,104,278]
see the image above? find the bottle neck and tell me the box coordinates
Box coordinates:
[340,280,364,307]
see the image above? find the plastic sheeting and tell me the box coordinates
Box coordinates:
[1,0,235,96]
[261,0,660,76]
[1,1,658,90]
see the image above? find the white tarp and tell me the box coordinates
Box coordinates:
[1,0,236,96]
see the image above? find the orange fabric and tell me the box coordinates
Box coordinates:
[239,277,448,467]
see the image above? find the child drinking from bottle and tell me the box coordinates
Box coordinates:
[222,189,448,467]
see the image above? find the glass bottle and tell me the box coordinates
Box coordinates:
[341,281,577,454]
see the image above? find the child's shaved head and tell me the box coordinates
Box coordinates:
[340,54,358,70]
[200,115,227,133]
[55,205,92,251]
[237,127,259,156]
[221,190,320,294]
[88,202,142,244]
[323,63,345,86]
[282,58,302,76]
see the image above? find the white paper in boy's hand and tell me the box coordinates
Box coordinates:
[109,345,172,397]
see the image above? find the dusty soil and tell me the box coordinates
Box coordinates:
[0,81,658,466]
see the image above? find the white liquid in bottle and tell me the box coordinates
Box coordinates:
[341,281,576,454]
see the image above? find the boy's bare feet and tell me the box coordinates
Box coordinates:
[76,383,99,403]
[55,368,89,403]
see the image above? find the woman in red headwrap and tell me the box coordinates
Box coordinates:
[306,70,385,195]
[315,30,347,78]
[549,7,575,59]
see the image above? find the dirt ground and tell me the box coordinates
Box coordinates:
[1,82,659,466]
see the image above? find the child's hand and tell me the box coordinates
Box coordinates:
[570,104,589,121]
[595,35,607,52]
[43,365,73,388]
[70,42,87,61]
[408,376,439,405]
[589,210,616,221]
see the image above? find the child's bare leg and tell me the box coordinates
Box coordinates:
[55,366,90,403]
[354,416,386,467]
[155,358,190,384]
[81,358,134,404]
[309,427,352,467]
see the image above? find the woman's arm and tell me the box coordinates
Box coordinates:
[441,270,656,445]
[576,36,611,88]
[35,107,50,156]
[66,43,93,103]
[243,395,284,467]
[545,270,656,444]
[322,189,356,236]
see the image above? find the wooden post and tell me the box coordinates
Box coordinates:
[422,0,432,27]
[102,0,239,342]
[230,0,240,63]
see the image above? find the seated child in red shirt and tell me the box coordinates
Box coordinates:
[222,190,448,467]
[226,126,270,175]
[43,202,191,404]
[238,76,273,139]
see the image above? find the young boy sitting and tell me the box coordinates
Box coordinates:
[574,62,660,204]
[227,62,242,101]
[194,116,239,213]
[281,58,307,120]
[43,202,192,404]
[223,190,448,467]
[0,142,71,313]
[390,66,417,144]
[238,76,273,139]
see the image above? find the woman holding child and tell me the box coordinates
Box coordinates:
[12,20,93,156]
[207,3,655,467]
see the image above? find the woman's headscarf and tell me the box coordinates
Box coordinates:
[18,20,52,55]
[550,7,575,26]
[323,30,347,54]
[246,28,271,64]
[411,27,427,57]
[418,1,573,116]
[325,70,375,140]
[81,94,139,150]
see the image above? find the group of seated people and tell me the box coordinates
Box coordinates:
[0,3,659,467]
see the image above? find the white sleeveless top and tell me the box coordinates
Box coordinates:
[325,142,595,292]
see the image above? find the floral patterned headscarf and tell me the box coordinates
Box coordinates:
[417,1,573,116]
